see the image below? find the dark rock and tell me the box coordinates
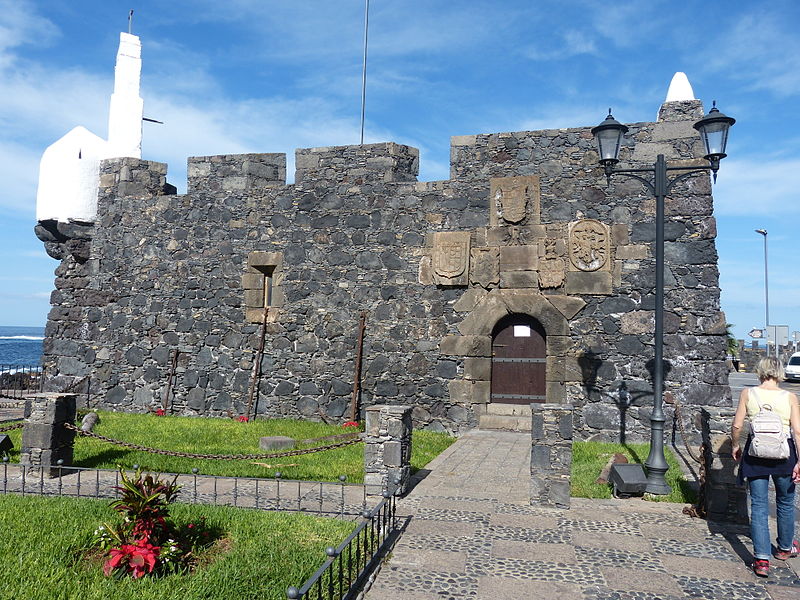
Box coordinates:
[106,385,127,405]
[631,221,685,242]
[274,381,295,396]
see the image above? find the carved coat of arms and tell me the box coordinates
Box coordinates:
[489,176,540,226]
[494,182,527,224]
[569,219,609,272]
[470,247,499,288]
[433,232,470,278]
[539,238,565,288]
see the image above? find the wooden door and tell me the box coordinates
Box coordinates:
[491,315,546,404]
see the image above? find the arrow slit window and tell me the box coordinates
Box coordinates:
[244,251,284,322]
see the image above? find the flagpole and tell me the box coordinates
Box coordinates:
[359,0,369,145]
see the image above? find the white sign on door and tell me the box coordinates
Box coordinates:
[513,325,531,337]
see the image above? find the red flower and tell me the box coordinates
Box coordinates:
[128,541,159,578]
[155,409,166,416]
[104,540,160,578]
[237,415,249,422]
[342,421,359,428]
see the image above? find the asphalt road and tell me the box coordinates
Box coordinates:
[729,371,800,405]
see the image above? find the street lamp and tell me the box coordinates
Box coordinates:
[755,229,771,357]
[592,102,735,494]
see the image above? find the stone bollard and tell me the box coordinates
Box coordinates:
[530,403,574,509]
[20,393,77,476]
[363,405,413,497]
[700,407,748,524]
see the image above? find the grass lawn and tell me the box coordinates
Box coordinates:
[4,413,696,502]
[4,412,456,482]
[0,494,355,600]
[572,441,696,504]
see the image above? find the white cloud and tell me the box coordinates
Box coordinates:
[705,10,800,97]
[712,158,800,217]
[523,29,598,61]
[0,0,59,59]
[0,141,40,214]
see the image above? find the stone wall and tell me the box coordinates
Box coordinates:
[701,407,748,524]
[530,403,574,508]
[36,99,730,442]
[20,393,77,474]
[363,405,413,497]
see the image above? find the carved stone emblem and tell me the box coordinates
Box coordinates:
[489,176,540,226]
[433,232,471,283]
[539,239,565,288]
[508,227,523,246]
[470,247,499,288]
[569,219,609,272]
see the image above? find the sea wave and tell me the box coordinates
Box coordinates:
[0,366,42,374]
[0,336,45,341]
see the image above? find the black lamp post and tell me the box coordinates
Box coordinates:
[592,102,735,494]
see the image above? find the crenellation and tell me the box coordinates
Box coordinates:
[187,153,286,194]
[295,142,419,186]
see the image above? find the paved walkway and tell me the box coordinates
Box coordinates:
[365,430,800,600]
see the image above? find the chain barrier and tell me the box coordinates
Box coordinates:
[63,422,363,460]
[671,394,709,518]
[0,422,23,432]
[682,442,708,519]
[671,395,702,464]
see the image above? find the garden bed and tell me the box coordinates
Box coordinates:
[3,411,456,482]
[0,494,355,600]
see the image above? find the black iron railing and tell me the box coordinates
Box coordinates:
[0,460,368,518]
[0,365,44,401]
[287,491,398,600]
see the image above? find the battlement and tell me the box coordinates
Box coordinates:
[99,157,173,198]
[295,142,419,186]
[188,153,286,194]
[93,99,707,211]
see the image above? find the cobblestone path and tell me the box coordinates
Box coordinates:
[365,430,800,600]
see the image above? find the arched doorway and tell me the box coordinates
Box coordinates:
[491,314,546,404]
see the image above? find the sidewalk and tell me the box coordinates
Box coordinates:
[365,430,800,600]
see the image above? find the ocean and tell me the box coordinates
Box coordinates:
[0,325,45,366]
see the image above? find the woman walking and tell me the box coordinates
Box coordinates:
[732,357,800,577]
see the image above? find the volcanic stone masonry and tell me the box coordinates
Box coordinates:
[35,97,730,444]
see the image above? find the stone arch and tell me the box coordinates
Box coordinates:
[440,289,584,409]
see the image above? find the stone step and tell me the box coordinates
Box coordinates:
[484,403,532,417]
[478,414,532,432]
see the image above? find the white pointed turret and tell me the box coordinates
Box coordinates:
[36,30,145,223]
[35,127,107,222]
[664,72,696,102]
[107,32,143,158]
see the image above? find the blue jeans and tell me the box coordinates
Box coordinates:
[749,475,796,560]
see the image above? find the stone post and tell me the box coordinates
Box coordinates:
[530,403,574,509]
[363,405,413,497]
[20,393,77,475]
[701,407,748,524]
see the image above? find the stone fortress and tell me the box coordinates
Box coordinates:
[34,31,730,443]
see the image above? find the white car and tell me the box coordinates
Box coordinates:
[785,353,800,382]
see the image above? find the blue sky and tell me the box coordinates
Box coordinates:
[1,1,798,344]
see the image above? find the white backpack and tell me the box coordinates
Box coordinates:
[749,389,790,460]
